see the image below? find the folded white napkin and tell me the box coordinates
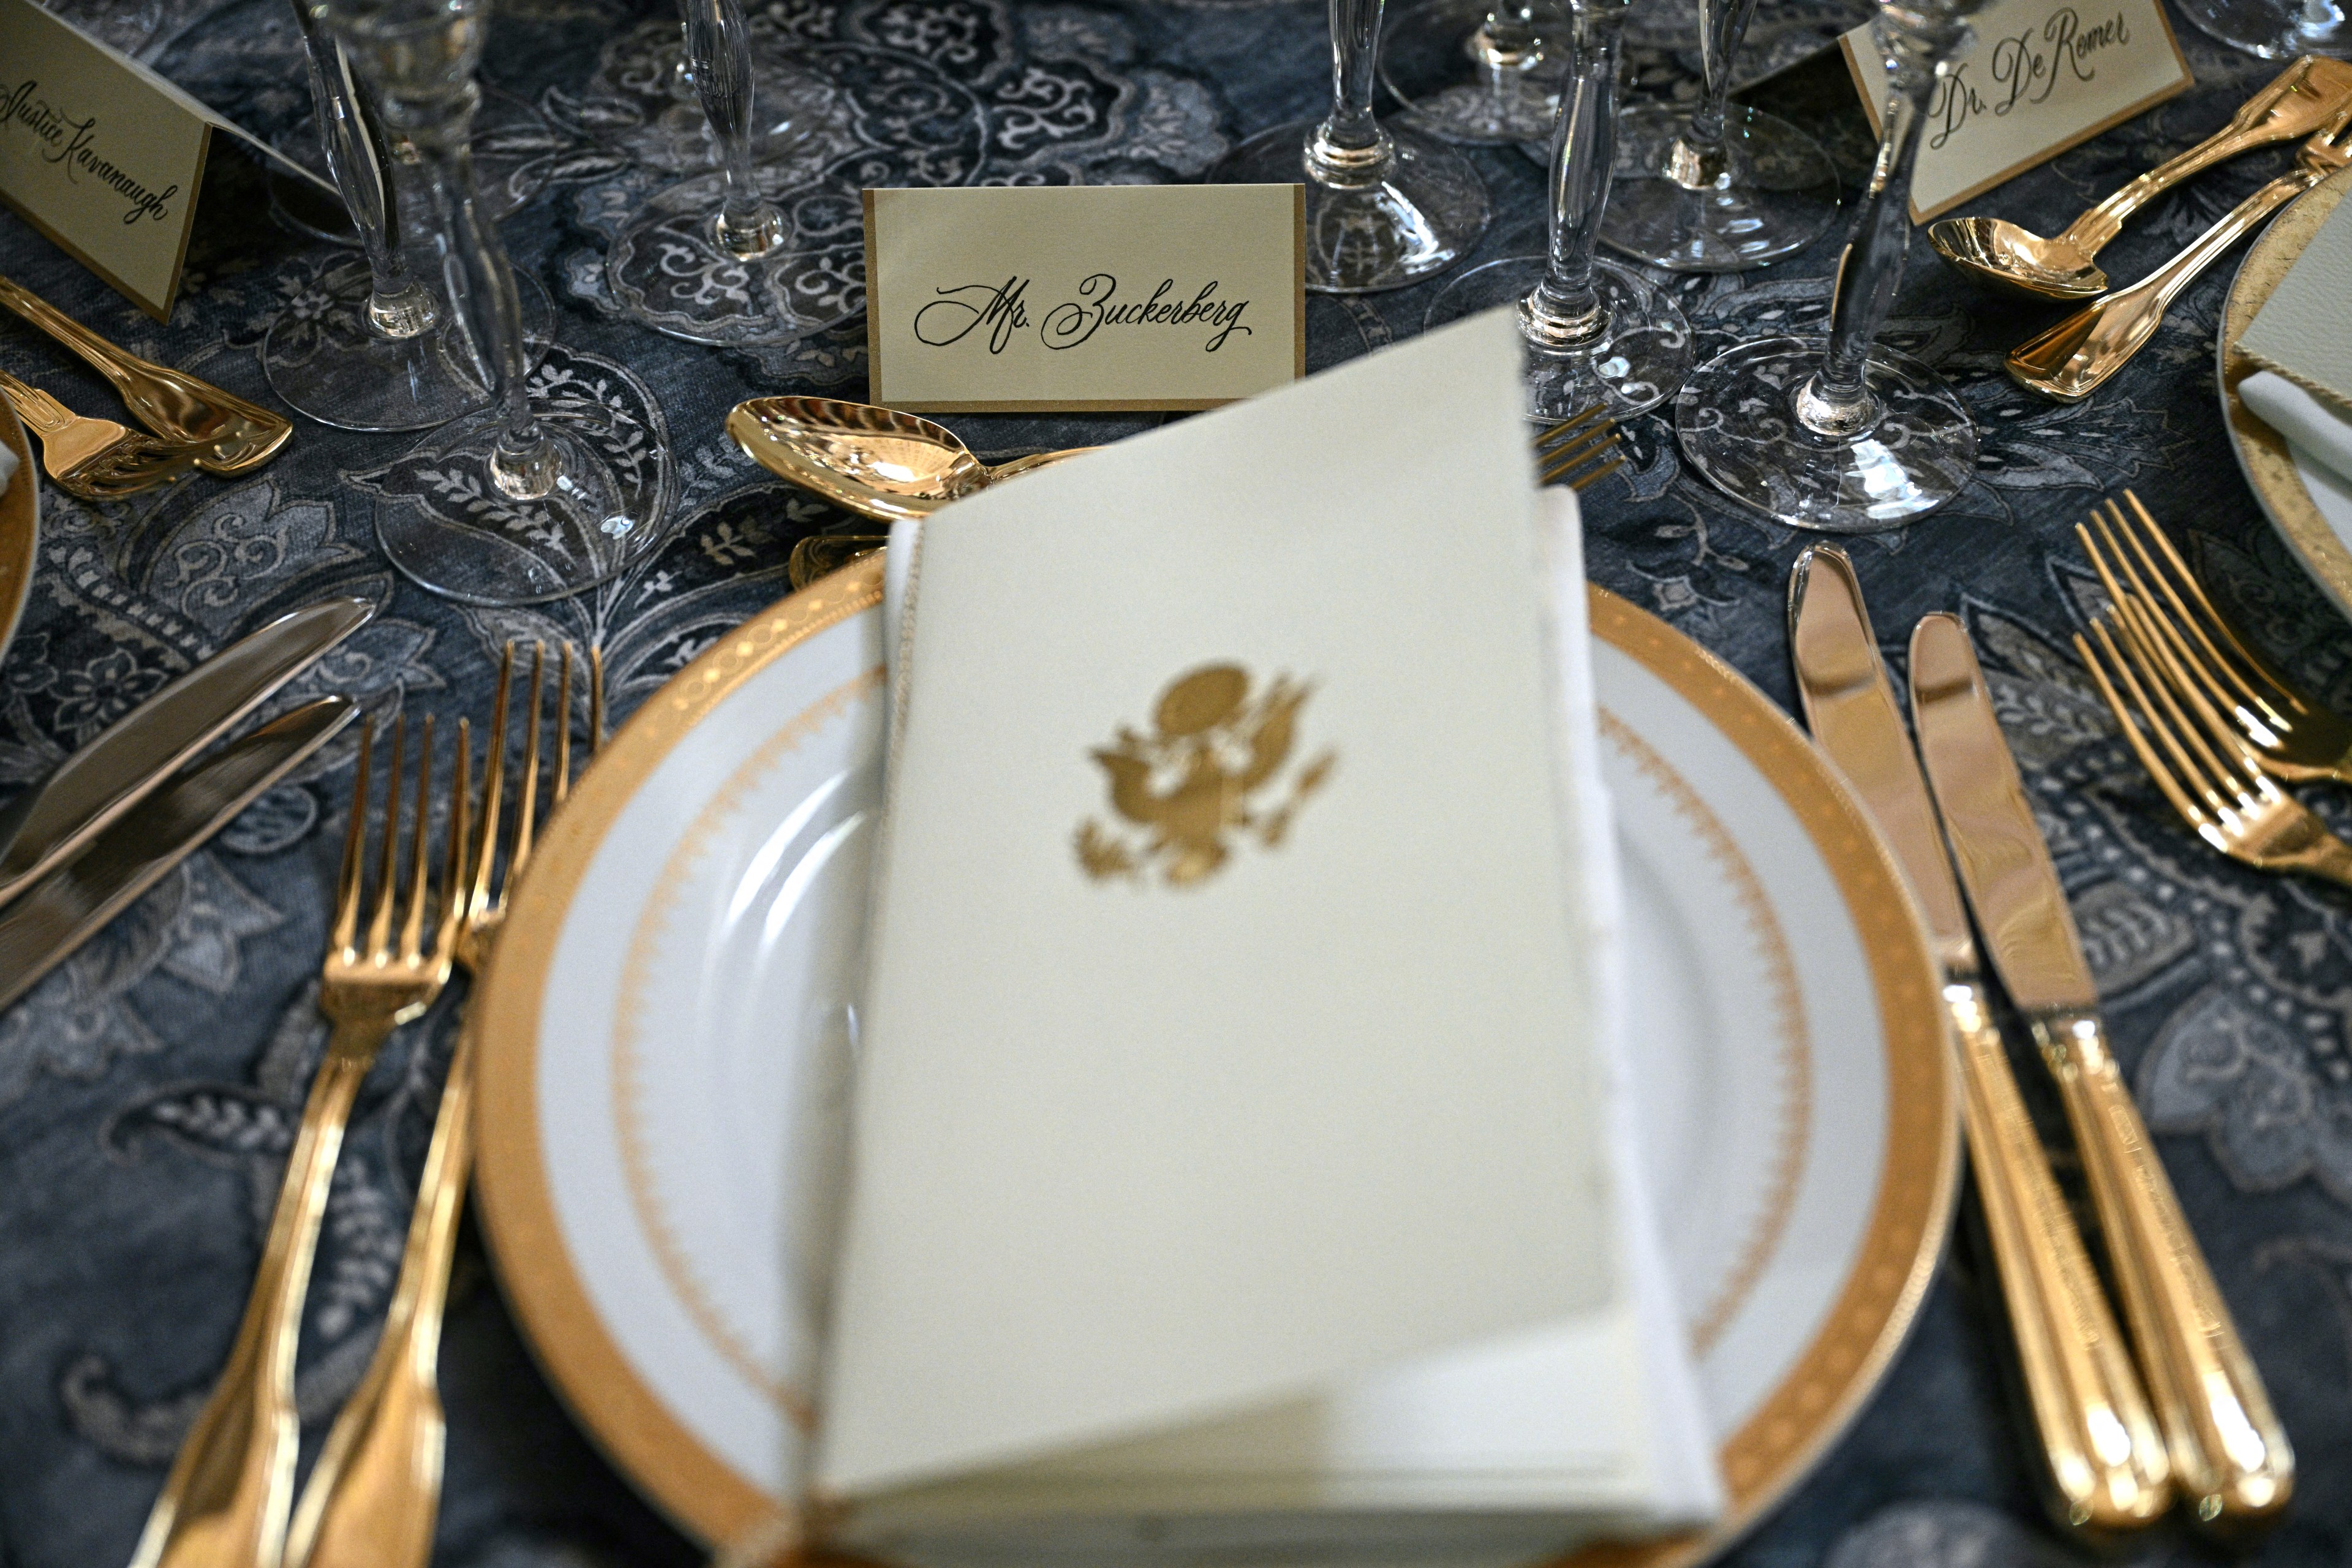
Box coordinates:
[2243,371,2352,492]
[2241,189,2352,411]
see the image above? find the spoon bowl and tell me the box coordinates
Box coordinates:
[728,396,1092,523]
[1928,216,2109,301]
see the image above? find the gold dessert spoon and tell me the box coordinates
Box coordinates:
[2008,104,2352,403]
[1931,56,2352,302]
[726,396,1093,523]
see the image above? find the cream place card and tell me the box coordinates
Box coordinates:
[0,0,331,318]
[862,184,1304,412]
[1841,0,2191,222]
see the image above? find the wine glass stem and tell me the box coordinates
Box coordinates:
[1800,50,1933,436]
[1524,0,1623,348]
[410,93,556,497]
[1308,0,1390,183]
[1679,0,1760,174]
[1477,2,1542,64]
[292,8,434,339]
[680,0,783,257]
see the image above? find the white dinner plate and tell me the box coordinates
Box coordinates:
[2222,162,2352,620]
[475,556,1956,1567]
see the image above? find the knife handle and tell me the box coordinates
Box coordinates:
[1947,984,2171,1532]
[2034,1012,2294,1534]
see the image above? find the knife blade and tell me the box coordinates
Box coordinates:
[0,696,356,1012]
[1909,611,2293,1536]
[0,597,373,913]
[1789,549,2168,1533]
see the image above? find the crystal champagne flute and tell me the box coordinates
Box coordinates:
[1674,0,1984,531]
[1423,0,1691,416]
[605,0,855,347]
[322,0,657,605]
[1216,0,1491,292]
[1378,0,1570,145]
[2173,0,2348,61]
[1600,0,1839,270]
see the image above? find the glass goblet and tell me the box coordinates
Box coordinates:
[323,0,658,606]
[1601,0,1839,270]
[1215,0,1491,292]
[2172,0,2349,61]
[1673,0,1984,532]
[1378,0,1571,146]
[1424,0,1691,418]
[604,0,855,347]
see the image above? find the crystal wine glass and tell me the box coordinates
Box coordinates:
[322,0,657,605]
[2173,0,2348,61]
[1216,0,1491,291]
[1377,0,1570,145]
[1673,0,1984,532]
[265,1,556,431]
[1600,0,1838,270]
[604,0,856,347]
[1423,0,1691,416]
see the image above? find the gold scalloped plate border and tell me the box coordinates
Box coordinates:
[0,404,39,666]
[473,562,1958,1561]
[2222,162,2352,620]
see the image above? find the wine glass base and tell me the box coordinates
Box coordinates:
[1424,256,1692,417]
[1216,119,1490,293]
[263,260,556,432]
[2171,0,2351,56]
[606,168,864,347]
[1378,0,1571,145]
[372,404,663,605]
[1602,105,1840,273]
[1675,336,1977,533]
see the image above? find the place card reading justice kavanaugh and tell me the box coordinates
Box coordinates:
[1841,0,2189,222]
[863,184,1305,412]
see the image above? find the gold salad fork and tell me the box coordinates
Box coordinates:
[2078,491,2352,785]
[132,717,464,1568]
[2077,579,2352,889]
[0,368,207,502]
[286,643,603,1568]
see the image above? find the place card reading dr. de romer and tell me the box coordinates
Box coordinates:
[863,184,1304,413]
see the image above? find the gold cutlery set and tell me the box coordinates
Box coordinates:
[1792,538,2293,1538]
[1929,57,2352,403]
[0,274,291,500]
[132,643,601,1568]
[731,396,1632,592]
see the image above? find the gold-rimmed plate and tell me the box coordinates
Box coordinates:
[0,402,39,665]
[473,559,1957,1563]
[2222,161,2352,619]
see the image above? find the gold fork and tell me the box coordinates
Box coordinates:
[0,368,208,502]
[285,643,603,1568]
[2078,491,2352,786]
[131,715,464,1568]
[2077,597,2352,889]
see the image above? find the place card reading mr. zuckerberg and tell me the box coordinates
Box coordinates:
[1841,0,2190,222]
[863,184,1304,413]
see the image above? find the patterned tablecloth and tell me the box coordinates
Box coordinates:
[2,1,2350,1564]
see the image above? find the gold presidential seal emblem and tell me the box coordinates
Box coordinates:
[1076,663,1335,888]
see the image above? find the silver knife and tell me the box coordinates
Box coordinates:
[1789,549,2168,1533]
[0,597,373,913]
[0,696,356,1011]
[1909,610,2294,1535]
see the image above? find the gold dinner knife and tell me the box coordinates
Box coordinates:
[1789,549,2169,1534]
[1909,612,2293,1535]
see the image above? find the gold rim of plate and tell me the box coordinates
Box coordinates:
[473,557,1959,1563]
[0,402,39,665]
[2222,161,2352,619]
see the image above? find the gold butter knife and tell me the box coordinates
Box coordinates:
[1790,549,2169,1534]
[1910,612,2293,1536]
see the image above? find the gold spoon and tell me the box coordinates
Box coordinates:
[727,396,1094,523]
[1931,56,2352,302]
[2008,104,2352,403]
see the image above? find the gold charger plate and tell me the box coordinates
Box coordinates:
[0,403,39,665]
[474,557,1957,1564]
[2221,160,2352,617]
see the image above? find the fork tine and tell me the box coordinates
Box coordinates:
[399,715,435,963]
[2082,503,2286,749]
[368,715,405,960]
[2114,592,2272,804]
[2077,624,2214,835]
[469,645,514,921]
[1566,451,1627,491]
[1539,423,1616,475]
[2106,600,2251,813]
[1533,406,1608,451]
[514,643,546,878]
[447,718,472,935]
[589,645,606,757]
[2114,492,2302,728]
[553,644,575,810]
[333,718,374,959]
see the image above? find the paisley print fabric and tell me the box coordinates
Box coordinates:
[0,2,2348,1566]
